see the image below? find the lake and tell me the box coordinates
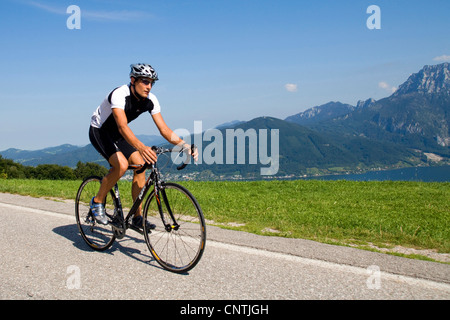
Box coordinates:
[303,166,450,182]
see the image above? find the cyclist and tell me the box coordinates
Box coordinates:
[88,63,197,229]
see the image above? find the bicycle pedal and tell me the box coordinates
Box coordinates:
[85,211,94,223]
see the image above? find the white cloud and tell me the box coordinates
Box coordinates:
[378,81,389,89]
[433,55,450,62]
[27,1,65,14]
[378,81,397,94]
[284,83,298,92]
[25,1,153,22]
[83,10,153,22]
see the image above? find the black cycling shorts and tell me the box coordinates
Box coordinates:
[89,126,137,162]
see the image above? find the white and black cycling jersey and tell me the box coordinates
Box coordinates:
[90,84,161,139]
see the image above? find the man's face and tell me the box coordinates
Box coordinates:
[131,77,153,98]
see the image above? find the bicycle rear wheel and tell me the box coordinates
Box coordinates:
[143,182,206,273]
[75,176,116,251]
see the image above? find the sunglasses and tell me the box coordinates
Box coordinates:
[140,78,155,86]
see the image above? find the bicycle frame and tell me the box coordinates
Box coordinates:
[110,157,181,238]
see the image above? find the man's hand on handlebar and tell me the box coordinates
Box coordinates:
[184,144,199,162]
[139,145,158,164]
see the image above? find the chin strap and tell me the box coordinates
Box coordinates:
[129,82,146,100]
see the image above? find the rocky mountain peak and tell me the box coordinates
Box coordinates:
[356,98,376,109]
[394,62,450,96]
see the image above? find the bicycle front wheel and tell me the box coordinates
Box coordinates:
[143,182,206,273]
[75,176,116,251]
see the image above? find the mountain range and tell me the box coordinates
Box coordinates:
[0,135,165,168]
[285,63,449,157]
[1,63,449,179]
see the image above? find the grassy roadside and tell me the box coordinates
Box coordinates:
[1,179,449,260]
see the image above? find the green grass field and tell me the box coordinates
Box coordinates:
[1,179,449,259]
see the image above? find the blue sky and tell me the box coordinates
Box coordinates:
[0,0,449,150]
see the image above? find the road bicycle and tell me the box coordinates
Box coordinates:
[75,145,206,273]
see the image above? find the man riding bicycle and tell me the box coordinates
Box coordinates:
[89,63,197,230]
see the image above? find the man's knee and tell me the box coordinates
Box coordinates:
[129,151,145,166]
[118,161,129,176]
[109,153,129,177]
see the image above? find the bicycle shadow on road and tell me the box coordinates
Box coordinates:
[52,223,169,273]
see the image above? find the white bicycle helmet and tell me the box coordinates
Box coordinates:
[129,63,159,80]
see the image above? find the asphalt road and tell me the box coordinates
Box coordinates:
[0,192,449,300]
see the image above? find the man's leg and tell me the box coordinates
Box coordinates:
[94,152,128,204]
[128,151,156,231]
[128,151,146,218]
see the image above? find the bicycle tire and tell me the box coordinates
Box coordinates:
[143,182,206,273]
[75,176,116,251]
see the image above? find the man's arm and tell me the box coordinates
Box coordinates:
[151,112,184,145]
[152,113,198,161]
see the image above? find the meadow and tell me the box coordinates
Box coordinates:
[1,179,448,259]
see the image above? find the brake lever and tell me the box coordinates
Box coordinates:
[176,144,197,170]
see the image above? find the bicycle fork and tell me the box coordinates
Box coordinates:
[155,186,179,232]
